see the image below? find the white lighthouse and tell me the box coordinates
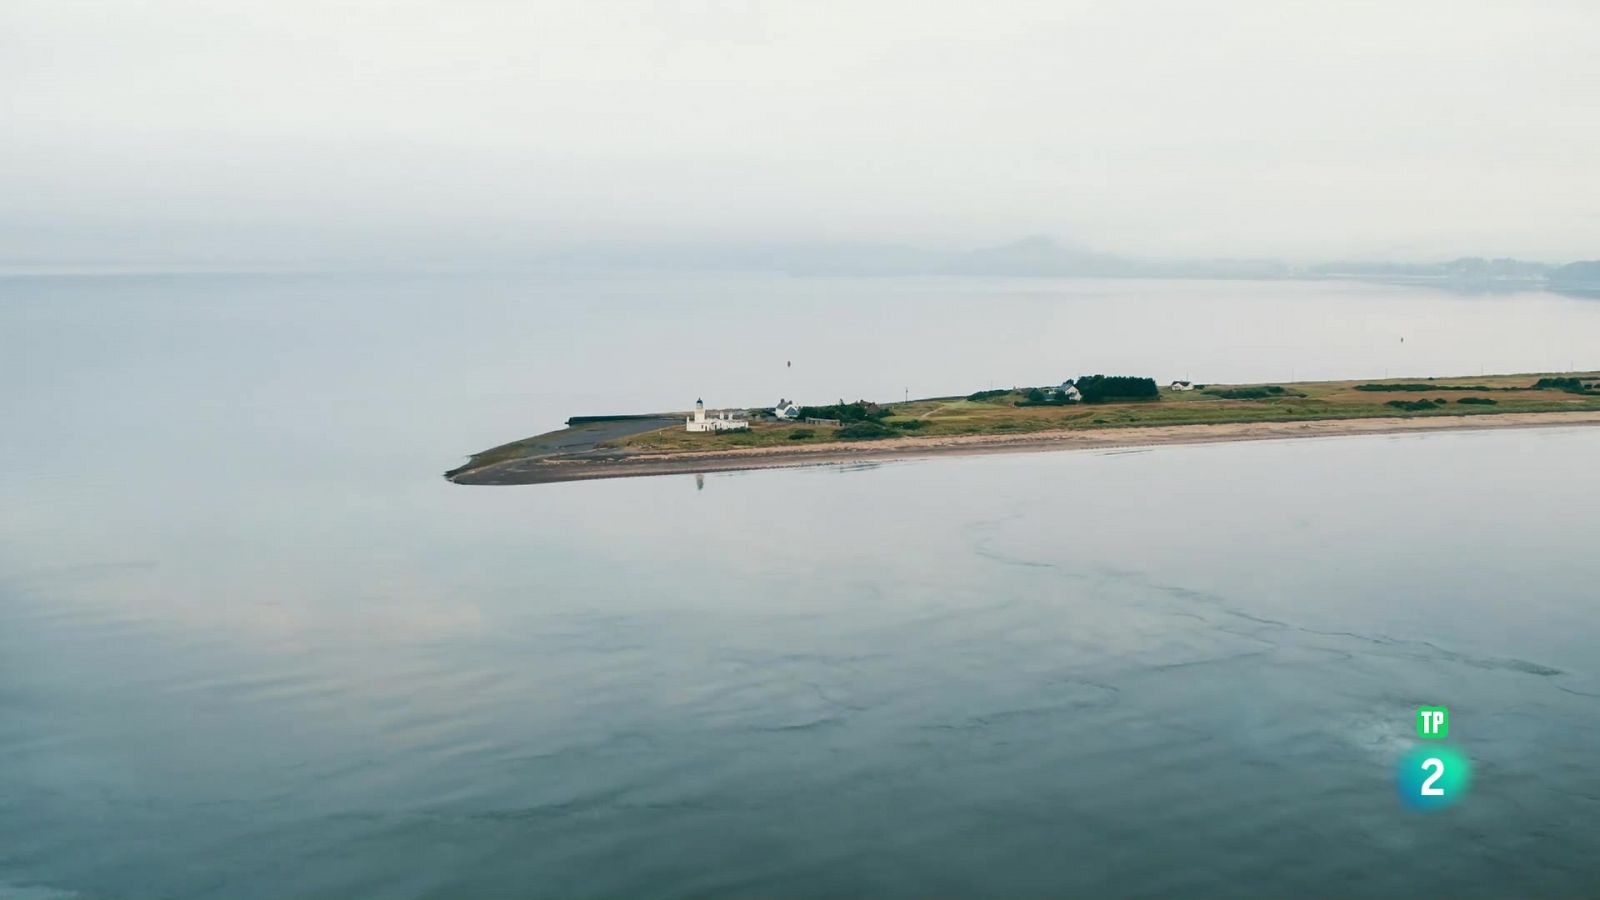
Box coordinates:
[685,398,749,432]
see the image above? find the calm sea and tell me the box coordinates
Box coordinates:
[2,273,1599,898]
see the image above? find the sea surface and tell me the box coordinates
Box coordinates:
[2,273,1599,898]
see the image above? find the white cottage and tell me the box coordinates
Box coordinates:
[686,398,750,432]
[1170,380,1195,391]
[774,399,801,419]
[1057,381,1082,402]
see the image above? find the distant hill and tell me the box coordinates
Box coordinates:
[946,236,1291,279]
[530,237,1585,290]
[948,236,1137,276]
[1548,260,1600,292]
[821,238,1555,284]
[1306,257,1552,280]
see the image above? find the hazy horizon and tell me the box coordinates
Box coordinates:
[7,1,1599,269]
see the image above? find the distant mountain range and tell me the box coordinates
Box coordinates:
[783,236,1600,293]
[1304,256,1552,280]
[533,235,1598,293]
[777,236,1295,279]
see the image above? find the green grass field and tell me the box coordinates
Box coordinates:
[608,372,1600,453]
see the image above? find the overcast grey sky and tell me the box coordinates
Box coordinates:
[6,0,1599,267]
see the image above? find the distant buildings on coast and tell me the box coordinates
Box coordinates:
[687,377,1205,433]
[685,398,749,432]
[686,397,843,431]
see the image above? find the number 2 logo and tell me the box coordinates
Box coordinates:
[1420,757,1445,796]
[1398,738,1467,808]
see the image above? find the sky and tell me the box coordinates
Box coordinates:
[5,0,1599,268]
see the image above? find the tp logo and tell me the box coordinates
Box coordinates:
[1417,706,1448,740]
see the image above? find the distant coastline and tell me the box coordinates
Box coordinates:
[7,253,1598,296]
[492,236,1600,296]
[448,373,1600,486]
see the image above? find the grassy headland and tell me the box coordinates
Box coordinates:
[447,371,1600,484]
[607,372,1600,454]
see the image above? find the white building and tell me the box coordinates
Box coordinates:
[774,399,801,419]
[1057,381,1082,402]
[686,398,750,432]
[1170,380,1195,391]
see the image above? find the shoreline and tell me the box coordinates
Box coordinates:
[448,410,1600,485]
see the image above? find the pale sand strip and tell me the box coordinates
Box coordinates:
[451,411,1600,485]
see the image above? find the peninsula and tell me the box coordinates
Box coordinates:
[447,373,1600,486]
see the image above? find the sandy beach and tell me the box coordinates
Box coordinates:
[449,410,1600,485]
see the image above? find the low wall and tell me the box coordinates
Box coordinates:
[567,414,676,426]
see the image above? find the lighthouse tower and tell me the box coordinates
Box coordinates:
[686,397,747,432]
